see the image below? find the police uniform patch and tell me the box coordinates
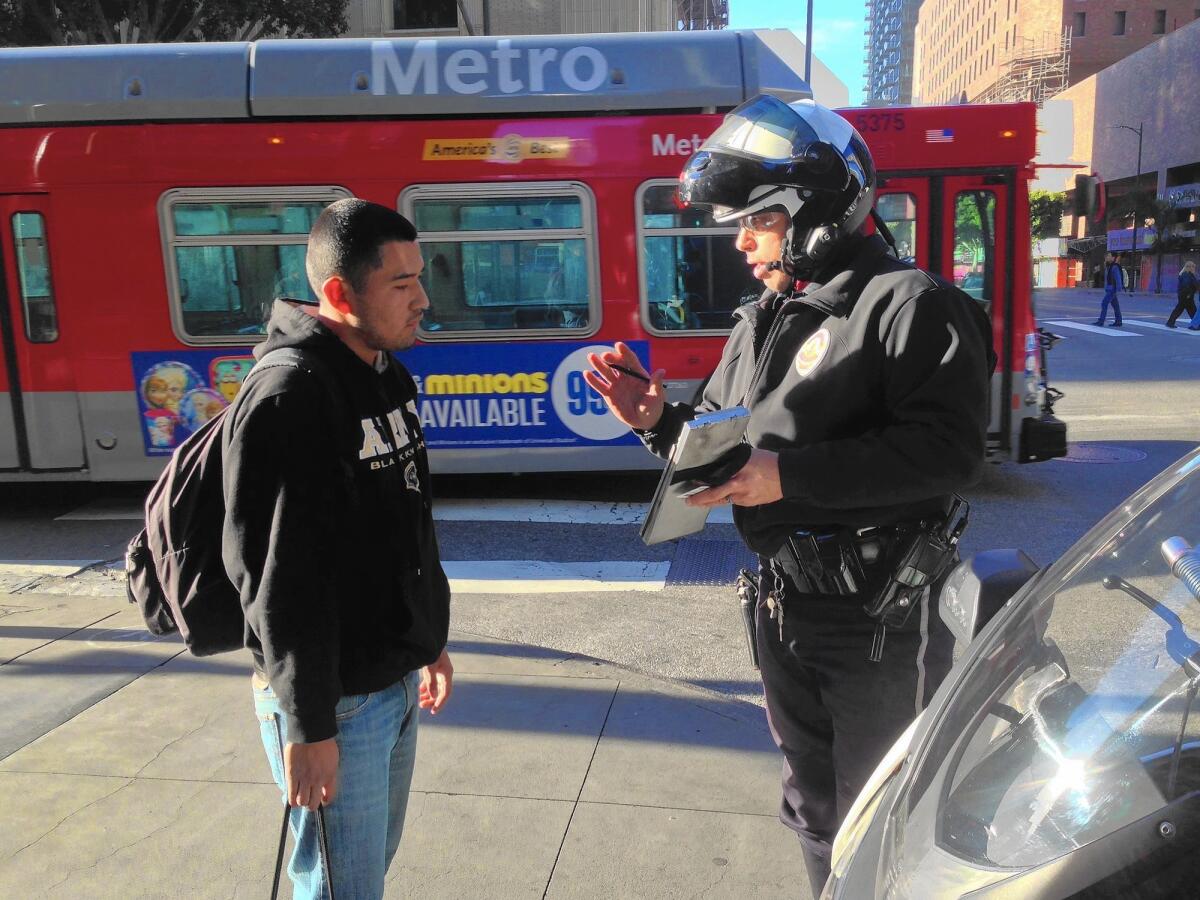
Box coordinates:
[795,328,831,377]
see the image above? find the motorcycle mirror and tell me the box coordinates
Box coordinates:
[939,550,1040,650]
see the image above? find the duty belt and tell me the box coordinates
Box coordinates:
[771,527,893,597]
[765,497,970,662]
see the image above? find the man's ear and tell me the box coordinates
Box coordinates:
[321,275,352,316]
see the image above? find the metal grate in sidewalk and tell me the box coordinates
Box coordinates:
[665,538,758,586]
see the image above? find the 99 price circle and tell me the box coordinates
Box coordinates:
[550,345,634,441]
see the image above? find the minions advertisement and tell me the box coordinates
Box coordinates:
[402,341,648,449]
[131,351,254,455]
[132,340,647,456]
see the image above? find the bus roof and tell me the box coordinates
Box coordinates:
[0,29,813,125]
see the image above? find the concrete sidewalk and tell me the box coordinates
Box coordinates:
[0,590,810,899]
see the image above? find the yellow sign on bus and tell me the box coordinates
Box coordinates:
[422,134,570,163]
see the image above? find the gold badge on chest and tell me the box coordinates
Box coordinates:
[794,328,831,377]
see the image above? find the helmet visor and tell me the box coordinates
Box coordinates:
[698,94,822,164]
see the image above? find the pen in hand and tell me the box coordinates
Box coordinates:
[609,363,651,384]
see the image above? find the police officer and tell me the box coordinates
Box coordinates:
[585,95,992,897]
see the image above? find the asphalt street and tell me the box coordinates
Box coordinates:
[1,286,1198,707]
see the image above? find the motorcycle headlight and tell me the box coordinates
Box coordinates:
[873,638,1184,898]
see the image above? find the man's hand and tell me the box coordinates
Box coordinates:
[583,342,667,431]
[419,649,454,715]
[284,738,339,811]
[685,449,783,508]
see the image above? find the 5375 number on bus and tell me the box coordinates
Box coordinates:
[854,112,906,133]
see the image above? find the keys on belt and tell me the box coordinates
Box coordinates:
[766,562,786,643]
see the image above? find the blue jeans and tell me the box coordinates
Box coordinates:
[1097,288,1122,324]
[253,670,420,900]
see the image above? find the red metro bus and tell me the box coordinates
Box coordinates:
[0,30,1065,481]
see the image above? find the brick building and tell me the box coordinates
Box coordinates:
[1045,18,1200,291]
[913,0,1199,106]
[1068,1,1199,82]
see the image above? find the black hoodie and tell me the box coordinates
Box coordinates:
[221,300,450,743]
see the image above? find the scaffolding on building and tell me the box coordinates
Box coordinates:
[975,29,1071,107]
[675,0,728,30]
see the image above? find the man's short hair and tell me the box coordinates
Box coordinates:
[306,199,418,296]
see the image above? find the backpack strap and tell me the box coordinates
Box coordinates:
[250,347,344,416]
[243,348,355,487]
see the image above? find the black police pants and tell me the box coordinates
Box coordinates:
[755,572,954,871]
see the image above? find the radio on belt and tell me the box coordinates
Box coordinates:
[864,496,970,662]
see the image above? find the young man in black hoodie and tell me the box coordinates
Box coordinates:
[223,198,452,900]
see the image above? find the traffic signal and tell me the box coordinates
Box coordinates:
[1073,173,1103,220]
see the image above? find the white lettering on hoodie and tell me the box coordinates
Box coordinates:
[359,419,392,459]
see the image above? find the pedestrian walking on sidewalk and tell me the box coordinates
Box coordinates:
[1093,252,1125,327]
[222,199,453,900]
[1171,260,1199,329]
[585,96,992,900]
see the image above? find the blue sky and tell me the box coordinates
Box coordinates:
[729,0,866,105]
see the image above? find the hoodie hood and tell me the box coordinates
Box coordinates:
[255,299,345,361]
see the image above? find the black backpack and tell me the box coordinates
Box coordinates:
[125,348,336,656]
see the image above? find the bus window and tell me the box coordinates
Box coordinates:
[403,183,596,337]
[161,189,348,341]
[12,212,59,342]
[876,193,918,264]
[638,181,760,334]
[953,191,997,315]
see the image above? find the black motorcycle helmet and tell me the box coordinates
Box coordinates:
[678,94,876,280]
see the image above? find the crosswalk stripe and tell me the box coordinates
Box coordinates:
[0,558,672,593]
[1123,320,1200,334]
[1042,320,1140,337]
[58,497,735,526]
[55,502,141,521]
[433,498,733,525]
[0,560,101,576]
[444,560,670,593]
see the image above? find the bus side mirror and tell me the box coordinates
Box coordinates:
[1073,174,1102,220]
[939,550,1040,649]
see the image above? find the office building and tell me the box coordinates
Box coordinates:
[913,1,1197,106]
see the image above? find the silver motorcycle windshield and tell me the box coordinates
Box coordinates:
[879,449,1200,897]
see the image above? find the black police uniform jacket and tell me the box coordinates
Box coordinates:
[640,234,993,559]
[222,300,451,744]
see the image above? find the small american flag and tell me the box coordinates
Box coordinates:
[925,128,955,143]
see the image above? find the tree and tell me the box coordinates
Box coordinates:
[1107,184,1165,292]
[1144,197,1183,294]
[1029,190,1065,249]
[0,1,346,46]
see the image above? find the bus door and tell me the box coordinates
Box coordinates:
[874,177,932,272]
[0,195,84,470]
[937,174,1014,450]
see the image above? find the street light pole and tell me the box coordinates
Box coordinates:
[1114,122,1144,290]
[805,0,814,85]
